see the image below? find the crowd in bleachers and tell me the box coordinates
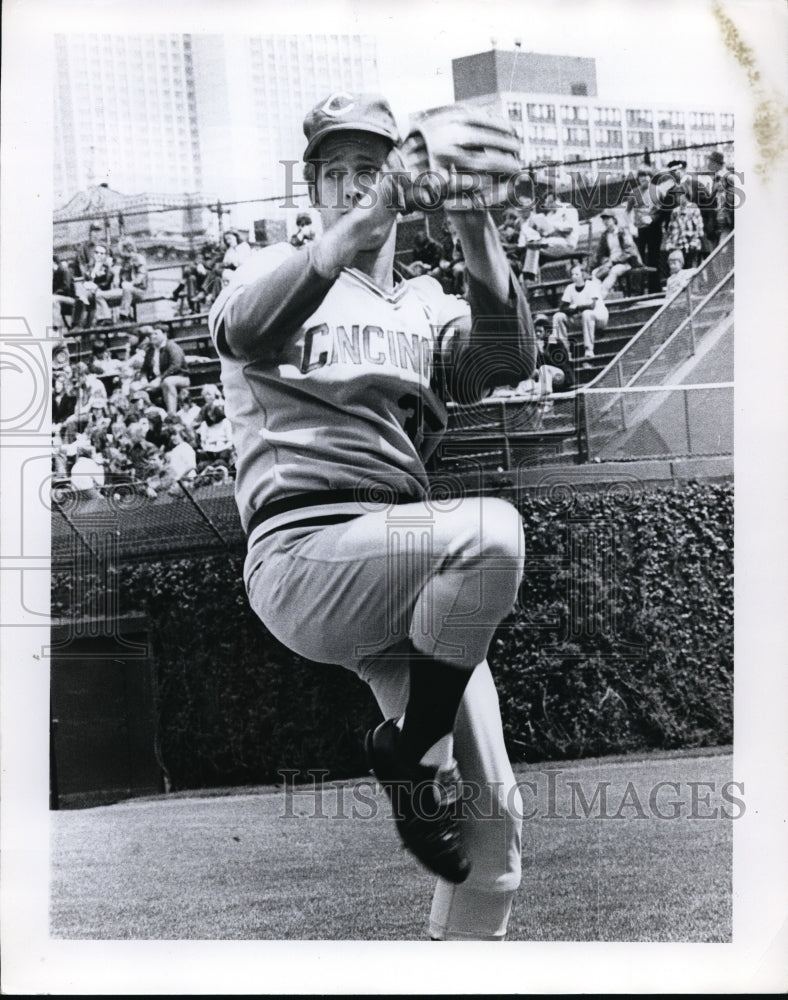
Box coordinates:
[52,324,235,501]
[52,151,735,499]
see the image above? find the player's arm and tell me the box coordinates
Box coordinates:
[217,156,403,361]
[437,211,536,403]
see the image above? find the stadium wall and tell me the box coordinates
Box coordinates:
[51,479,733,792]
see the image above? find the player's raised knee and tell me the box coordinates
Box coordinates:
[478,497,524,562]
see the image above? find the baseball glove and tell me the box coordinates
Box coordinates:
[400,104,522,208]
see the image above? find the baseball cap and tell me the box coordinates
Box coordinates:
[533,313,549,326]
[600,210,616,220]
[303,92,400,162]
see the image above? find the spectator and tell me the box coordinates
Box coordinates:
[62,362,108,440]
[104,237,149,321]
[533,313,574,393]
[221,230,252,285]
[195,400,234,468]
[497,209,521,250]
[73,223,104,280]
[175,386,201,431]
[69,442,105,498]
[664,249,696,297]
[89,338,121,377]
[52,373,76,429]
[172,254,211,315]
[552,263,608,365]
[74,244,115,328]
[524,191,580,277]
[52,257,77,331]
[141,326,190,414]
[625,167,662,293]
[52,343,72,381]
[664,190,705,269]
[290,212,316,248]
[164,426,197,492]
[124,420,159,483]
[516,199,548,279]
[712,156,736,247]
[591,211,643,296]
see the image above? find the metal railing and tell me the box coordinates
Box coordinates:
[583,382,733,461]
[581,232,734,460]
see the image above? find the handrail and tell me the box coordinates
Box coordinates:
[585,230,734,389]
[625,270,733,387]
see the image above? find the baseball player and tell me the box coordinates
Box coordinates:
[208,92,536,940]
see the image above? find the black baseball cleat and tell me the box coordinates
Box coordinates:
[365,718,471,884]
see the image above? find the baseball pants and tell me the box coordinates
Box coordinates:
[244,495,525,939]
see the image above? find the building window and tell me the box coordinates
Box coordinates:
[507,101,522,122]
[626,109,653,127]
[658,110,685,128]
[571,83,587,96]
[527,102,555,122]
[595,106,622,125]
[563,126,590,146]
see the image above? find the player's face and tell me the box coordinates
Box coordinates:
[313,132,392,230]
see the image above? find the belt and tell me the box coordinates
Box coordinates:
[246,487,426,543]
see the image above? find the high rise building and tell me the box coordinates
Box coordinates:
[54,33,380,215]
[54,34,202,206]
[191,34,380,209]
[450,48,734,176]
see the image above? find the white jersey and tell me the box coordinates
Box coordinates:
[208,243,469,534]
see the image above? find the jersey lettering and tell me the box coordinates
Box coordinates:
[299,322,434,378]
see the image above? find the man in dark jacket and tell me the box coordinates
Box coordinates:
[591,211,643,296]
[142,326,190,413]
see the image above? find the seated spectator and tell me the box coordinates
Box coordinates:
[664,190,705,269]
[290,212,316,248]
[141,326,190,414]
[196,382,224,420]
[591,211,643,296]
[175,386,202,431]
[552,264,608,365]
[62,362,108,441]
[195,400,234,468]
[164,426,197,492]
[624,167,662,293]
[533,313,574,393]
[89,338,122,377]
[69,441,105,499]
[52,343,72,381]
[101,238,149,321]
[172,255,211,315]
[52,257,77,331]
[144,406,170,449]
[523,192,580,277]
[73,223,104,281]
[664,249,696,296]
[124,420,159,483]
[73,244,115,328]
[221,230,252,285]
[52,373,77,431]
[497,209,522,273]
[517,199,550,279]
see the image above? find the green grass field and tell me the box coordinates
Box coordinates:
[50,749,733,941]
